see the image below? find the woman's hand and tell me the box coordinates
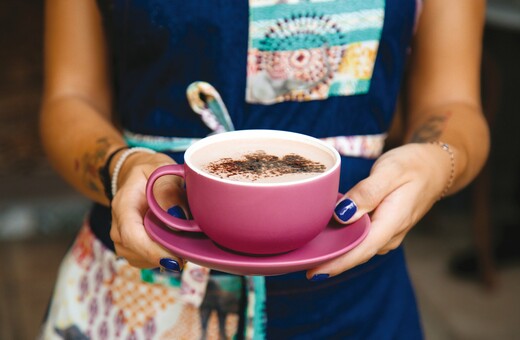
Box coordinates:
[110,151,187,270]
[306,0,490,280]
[306,142,454,280]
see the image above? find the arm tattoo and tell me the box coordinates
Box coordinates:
[76,137,111,193]
[410,113,450,143]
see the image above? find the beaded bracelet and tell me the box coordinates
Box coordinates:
[430,141,455,200]
[98,146,129,201]
[111,147,157,198]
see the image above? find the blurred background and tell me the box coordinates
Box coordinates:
[1,1,519,339]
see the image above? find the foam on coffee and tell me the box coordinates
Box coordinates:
[191,138,336,183]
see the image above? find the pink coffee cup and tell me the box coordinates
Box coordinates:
[146,129,341,255]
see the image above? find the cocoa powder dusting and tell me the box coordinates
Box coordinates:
[205,151,327,181]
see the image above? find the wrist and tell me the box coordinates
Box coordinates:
[98,145,129,202]
[429,141,455,200]
[110,147,157,199]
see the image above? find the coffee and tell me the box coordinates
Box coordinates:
[147,130,341,254]
[191,138,336,183]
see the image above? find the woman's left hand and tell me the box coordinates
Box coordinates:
[306,142,453,280]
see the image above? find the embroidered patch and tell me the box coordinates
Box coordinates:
[246,0,385,104]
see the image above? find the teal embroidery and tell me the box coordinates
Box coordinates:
[248,276,267,340]
[124,81,235,152]
[247,0,386,104]
[124,132,197,152]
[253,29,382,51]
[140,268,182,287]
[251,0,383,20]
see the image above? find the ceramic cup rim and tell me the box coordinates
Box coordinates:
[184,129,341,187]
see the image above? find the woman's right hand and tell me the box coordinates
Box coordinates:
[42,0,186,271]
[109,151,187,270]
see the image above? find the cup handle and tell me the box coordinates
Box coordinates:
[146,164,203,232]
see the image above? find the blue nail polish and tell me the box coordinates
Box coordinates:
[310,273,330,282]
[159,258,181,272]
[167,205,187,219]
[334,198,357,222]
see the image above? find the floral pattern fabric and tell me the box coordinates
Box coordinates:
[39,223,244,340]
[246,0,385,104]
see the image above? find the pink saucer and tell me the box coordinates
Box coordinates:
[144,210,370,276]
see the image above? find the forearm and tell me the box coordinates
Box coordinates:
[402,0,488,196]
[40,95,127,205]
[404,101,490,195]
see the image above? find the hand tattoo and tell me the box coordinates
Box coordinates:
[76,137,111,193]
[410,113,451,143]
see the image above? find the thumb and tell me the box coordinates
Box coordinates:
[334,172,391,224]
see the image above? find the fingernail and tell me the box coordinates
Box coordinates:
[334,198,357,223]
[310,273,330,282]
[159,258,181,272]
[167,205,187,219]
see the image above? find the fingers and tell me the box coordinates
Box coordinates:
[309,145,447,281]
[108,152,191,272]
[334,161,402,224]
[306,220,385,280]
[308,185,415,280]
[112,223,185,271]
[166,204,189,220]
[111,208,186,271]
[111,174,186,271]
